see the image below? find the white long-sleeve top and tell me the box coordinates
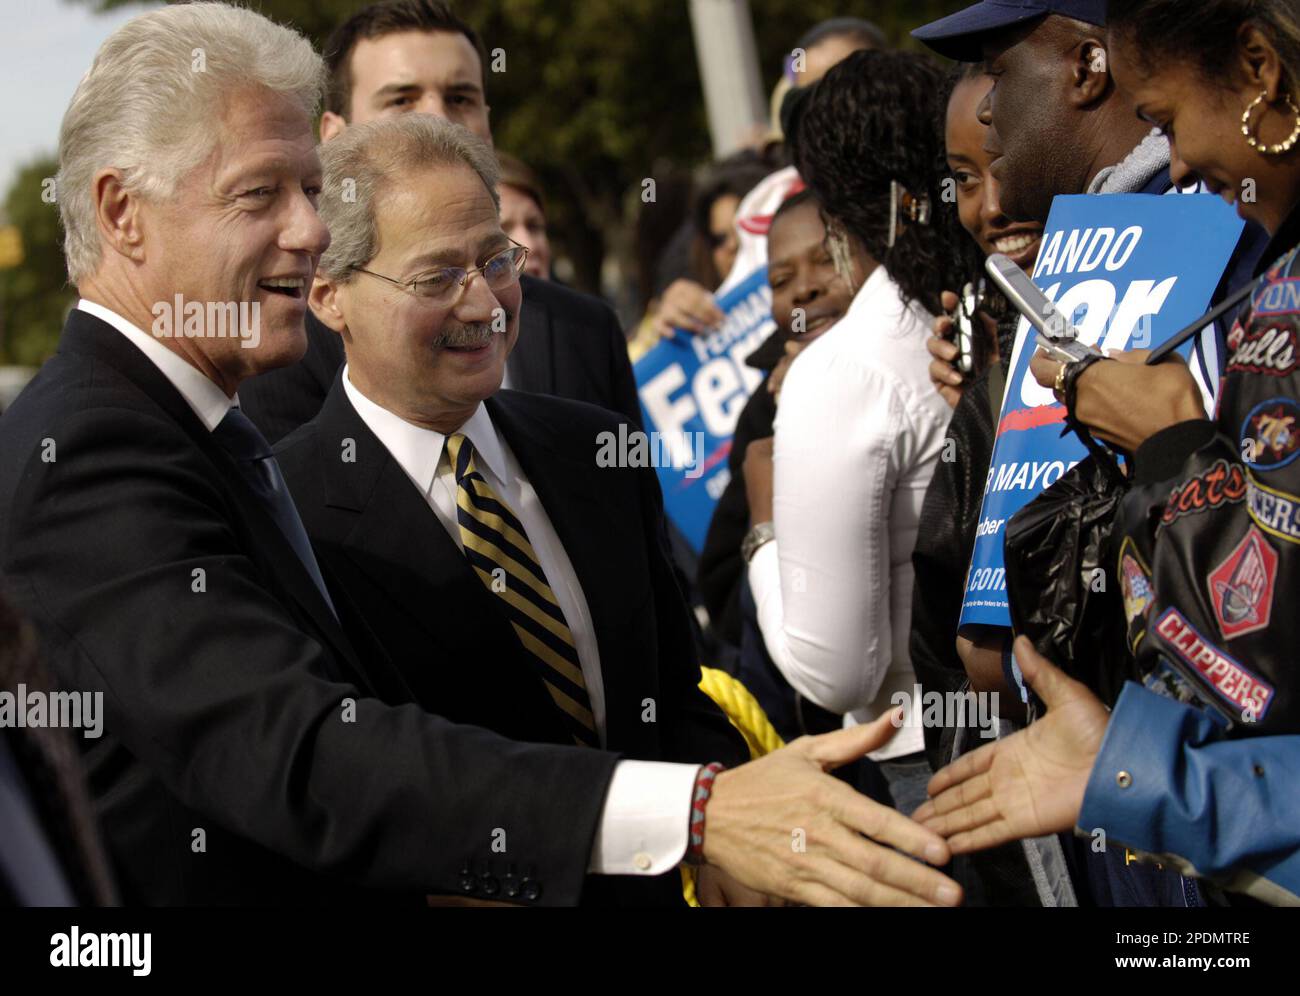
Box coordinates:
[747,265,952,760]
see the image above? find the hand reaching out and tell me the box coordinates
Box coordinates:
[703,710,962,907]
[913,637,1110,853]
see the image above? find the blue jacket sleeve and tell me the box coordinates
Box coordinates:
[1079,681,1300,905]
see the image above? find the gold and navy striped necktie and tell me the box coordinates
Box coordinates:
[445,433,599,747]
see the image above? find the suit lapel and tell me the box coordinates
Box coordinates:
[312,384,564,726]
[60,314,362,674]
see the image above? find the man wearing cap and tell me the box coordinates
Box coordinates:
[913,2,1266,351]
[912,0,1268,907]
[916,2,1192,225]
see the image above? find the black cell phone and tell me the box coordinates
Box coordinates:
[949,282,978,376]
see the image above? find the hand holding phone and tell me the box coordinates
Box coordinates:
[984,253,1105,365]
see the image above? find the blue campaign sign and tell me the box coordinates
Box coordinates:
[633,267,774,551]
[959,193,1245,628]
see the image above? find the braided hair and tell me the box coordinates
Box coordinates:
[792,48,979,317]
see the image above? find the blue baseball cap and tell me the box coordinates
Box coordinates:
[912,1,1107,62]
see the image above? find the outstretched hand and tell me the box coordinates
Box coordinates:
[703,709,962,906]
[913,637,1110,853]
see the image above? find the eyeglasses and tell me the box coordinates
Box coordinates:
[352,240,529,305]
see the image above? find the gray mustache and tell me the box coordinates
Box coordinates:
[432,321,499,349]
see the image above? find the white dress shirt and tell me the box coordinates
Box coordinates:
[342,367,699,875]
[78,299,236,429]
[747,266,952,760]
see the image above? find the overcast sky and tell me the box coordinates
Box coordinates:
[0,0,162,202]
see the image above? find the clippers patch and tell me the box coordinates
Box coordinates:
[1154,608,1273,721]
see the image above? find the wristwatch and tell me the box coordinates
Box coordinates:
[741,521,776,563]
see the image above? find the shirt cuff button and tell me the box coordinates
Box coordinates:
[633,851,653,872]
[1116,771,1132,789]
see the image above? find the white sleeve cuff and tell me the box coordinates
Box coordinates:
[588,760,700,875]
[747,538,781,624]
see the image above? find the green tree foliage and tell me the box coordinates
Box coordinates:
[0,157,74,365]
[18,0,968,342]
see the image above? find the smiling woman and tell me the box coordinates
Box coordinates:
[1108,0,1300,234]
[741,49,982,818]
[896,0,1300,909]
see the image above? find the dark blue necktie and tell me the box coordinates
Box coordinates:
[213,407,337,618]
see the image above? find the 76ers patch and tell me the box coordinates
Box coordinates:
[1241,398,1300,471]
[1154,608,1274,722]
[1207,526,1278,640]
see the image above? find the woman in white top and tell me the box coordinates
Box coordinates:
[742,49,985,815]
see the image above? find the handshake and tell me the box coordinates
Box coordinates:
[698,637,1107,907]
[692,709,961,907]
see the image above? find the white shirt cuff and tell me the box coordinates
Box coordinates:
[747,539,781,620]
[588,760,700,875]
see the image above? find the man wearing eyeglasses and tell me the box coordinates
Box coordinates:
[236,0,640,446]
[273,114,964,908]
[4,2,958,910]
[272,111,753,907]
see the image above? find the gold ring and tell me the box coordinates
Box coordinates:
[1053,362,1068,401]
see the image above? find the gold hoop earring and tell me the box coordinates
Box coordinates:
[1242,89,1300,155]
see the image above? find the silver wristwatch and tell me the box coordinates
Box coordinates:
[741,521,776,563]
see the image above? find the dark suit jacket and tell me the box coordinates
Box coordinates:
[275,382,748,905]
[239,275,641,444]
[0,310,627,906]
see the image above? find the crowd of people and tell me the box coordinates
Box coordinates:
[1,0,1298,910]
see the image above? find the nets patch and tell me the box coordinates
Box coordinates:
[1249,275,1300,316]
[1207,526,1278,640]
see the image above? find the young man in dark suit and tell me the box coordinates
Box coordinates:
[0,3,958,908]
[237,0,639,442]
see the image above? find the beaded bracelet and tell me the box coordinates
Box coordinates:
[685,762,726,866]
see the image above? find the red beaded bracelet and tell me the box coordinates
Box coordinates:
[685,762,726,865]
